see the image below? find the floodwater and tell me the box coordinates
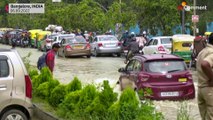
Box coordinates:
[0,44,201,120]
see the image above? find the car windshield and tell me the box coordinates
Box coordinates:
[99,36,117,41]
[68,37,86,44]
[60,35,74,40]
[160,38,172,44]
[145,60,186,73]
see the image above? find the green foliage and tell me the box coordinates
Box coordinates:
[85,81,118,119]
[29,69,39,79]
[57,90,82,119]
[48,84,67,108]
[66,77,82,93]
[38,67,53,83]
[177,102,190,120]
[36,82,49,99]
[22,52,32,72]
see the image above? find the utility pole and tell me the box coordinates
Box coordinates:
[193,0,196,36]
[181,8,185,34]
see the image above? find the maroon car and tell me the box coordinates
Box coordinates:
[118,54,195,100]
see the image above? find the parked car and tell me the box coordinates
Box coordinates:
[53,34,75,45]
[39,33,58,51]
[90,35,122,57]
[142,36,172,54]
[0,49,33,120]
[118,54,195,100]
[58,36,91,58]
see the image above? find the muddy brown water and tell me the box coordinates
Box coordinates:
[0,44,201,120]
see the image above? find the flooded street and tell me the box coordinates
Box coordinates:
[0,44,201,120]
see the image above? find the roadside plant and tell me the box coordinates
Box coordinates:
[85,80,118,119]
[22,52,32,72]
[177,101,191,120]
[48,84,67,108]
[66,77,82,93]
[29,69,39,79]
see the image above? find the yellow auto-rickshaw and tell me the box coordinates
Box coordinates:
[28,29,43,47]
[172,34,195,64]
[37,31,51,50]
[204,32,212,36]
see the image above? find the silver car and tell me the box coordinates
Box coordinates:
[0,49,34,120]
[90,35,122,57]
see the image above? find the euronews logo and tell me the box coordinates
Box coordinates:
[178,1,207,11]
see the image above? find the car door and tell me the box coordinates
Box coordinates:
[59,39,66,56]
[0,55,13,108]
[152,39,159,53]
[143,39,154,54]
[119,60,135,90]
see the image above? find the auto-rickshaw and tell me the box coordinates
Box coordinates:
[37,31,51,50]
[172,34,195,64]
[28,29,42,47]
[0,28,13,32]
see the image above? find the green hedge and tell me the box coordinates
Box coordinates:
[30,67,164,120]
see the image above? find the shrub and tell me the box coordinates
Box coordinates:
[75,85,98,114]
[48,84,67,108]
[57,90,82,119]
[118,87,139,120]
[22,52,32,72]
[36,82,49,99]
[39,67,53,83]
[177,102,190,120]
[29,69,39,79]
[85,81,118,119]
[66,77,82,93]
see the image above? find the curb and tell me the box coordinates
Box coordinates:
[33,104,59,120]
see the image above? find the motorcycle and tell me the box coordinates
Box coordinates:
[21,38,29,48]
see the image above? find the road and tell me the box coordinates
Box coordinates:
[0,44,201,120]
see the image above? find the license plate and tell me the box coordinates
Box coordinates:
[179,78,187,82]
[161,92,179,97]
[74,45,83,49]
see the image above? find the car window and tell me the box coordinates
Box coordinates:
[147,39,154,46]
[133,60,142,71]
[161,38,172,44]
[126,60,135,71]
[153,39,158,45]
[99,36,117,41]
[145,60,186,73]
[182,42,192,47]
[75,37,86,43]
[94,37,98,42]
[0,59,9,77]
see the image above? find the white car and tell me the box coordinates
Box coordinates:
[53,34,75,45]
[142,36,172,54]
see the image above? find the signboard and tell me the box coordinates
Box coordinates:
[9,3,45,14]
[192,15,199,23]
[52,0,61,2]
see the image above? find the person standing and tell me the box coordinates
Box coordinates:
[46,43,60,73]
[196,33,213,120]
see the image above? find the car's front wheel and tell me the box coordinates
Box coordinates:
[1,109,28,120]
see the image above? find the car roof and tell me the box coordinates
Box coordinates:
[151,36,172,39]
[96,35,116,37]
[57,34,75,37]
[134,54,184,61]
[0,49,11,52]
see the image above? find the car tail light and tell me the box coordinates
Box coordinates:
[158,46,165,52]
[117,42,122,46]
[25,75,32,99]
[65,45,72,51]
[98,43,103,47]
[86,43,91,49]
[138,74,150,82]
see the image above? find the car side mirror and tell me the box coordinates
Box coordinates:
[118,68,125,72]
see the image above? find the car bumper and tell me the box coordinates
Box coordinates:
[139,82,195,100]
[97,47,122,54]
[65,49,91,56]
